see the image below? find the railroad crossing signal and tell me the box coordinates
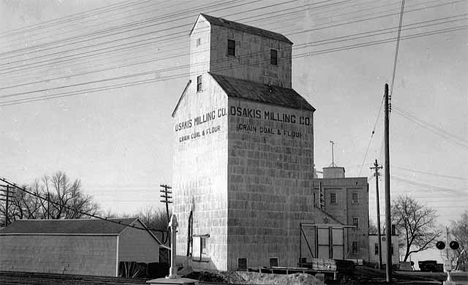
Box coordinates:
[436,240,460,250]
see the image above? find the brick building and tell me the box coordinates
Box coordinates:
[0,218,162,276]
[312,167,370,261]
[172,14,369,271]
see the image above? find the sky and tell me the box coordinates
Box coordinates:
[0,0,467,264]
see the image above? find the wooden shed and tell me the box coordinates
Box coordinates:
[0,218,162,276]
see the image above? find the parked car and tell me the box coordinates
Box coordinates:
[418,260,444,272]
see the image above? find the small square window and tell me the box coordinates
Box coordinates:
[352,192,359,204]
[353,217,359,228]
[227,39,235,56]
[238,258,247,271]
[374,243,379,255]
[270,257,278,267]
[197,75,202,92]
[196,38,201,47]
[352,241,359,253]
[330,193,337,204]
[270,49,278,65]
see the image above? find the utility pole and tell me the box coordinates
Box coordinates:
[0,185,13,227]
[371,159,383,270]
[47,191,50,219]
[384,83,392,282]
[160,184,173,223]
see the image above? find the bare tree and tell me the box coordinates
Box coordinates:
[392,195,441,262]
[369,219,379,235]
[1,172,99,225]
[451,210,468,270]
[136,206,171,244]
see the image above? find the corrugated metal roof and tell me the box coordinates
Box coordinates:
[0,218,138,235]
[198,14,293,44]
[210,73,315,111]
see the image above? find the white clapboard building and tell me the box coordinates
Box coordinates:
[0,218,162,276]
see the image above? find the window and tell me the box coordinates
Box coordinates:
[238,258,247,270]
[227,39,235,56]
[352,241,359,253]
[352,192,359,204]
[353,217,359,228]
[197,75,202,92]
[391,245,394,255]
[196,38,201,47]
[270,257,279,267]
[330,193,337,204]
[270,49,278,65]
[374,243,379,255]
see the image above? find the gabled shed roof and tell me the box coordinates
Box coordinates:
[0,218,139,235]
[191,14,293,44]
[210,73,315,112]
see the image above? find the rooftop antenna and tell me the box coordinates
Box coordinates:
[329,140,337,167]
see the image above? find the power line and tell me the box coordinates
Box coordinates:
[0,1,175,44]
[389,0,406,99]
[0,177,168,233]
[2,13,465,89]
[1,24,466,107]
[358,94,385,176]
[0,0,258,59]
[0,0,145,37]
[3,0,462,82]
[392,105,468,149]
[288,0,465,36]
[0,0,344,71]
[391,165,468,181]
[294,25,467,57]
[391,175,467,196]
[0,0,459,80]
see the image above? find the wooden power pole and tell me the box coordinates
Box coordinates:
[371,159,383,269]
[0,185,13,227]
[160,184,173,223]
[384,83,392,282]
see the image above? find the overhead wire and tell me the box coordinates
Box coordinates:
[392,105,468,149]
[389,0,406,100]
[358,94,385,176]
[0,177,169,234]
[3,14,465,91]
[0,1,177,46]
[1,0,465,106]
[0,0,462,78]
[0,0,145,37]
[0,0,436,83]
[0,0,345,70]
[0,0,442,67]
[1,17,466,101]
[0,0,257,59]
[391,165,468,181]
[1,23,466,106]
